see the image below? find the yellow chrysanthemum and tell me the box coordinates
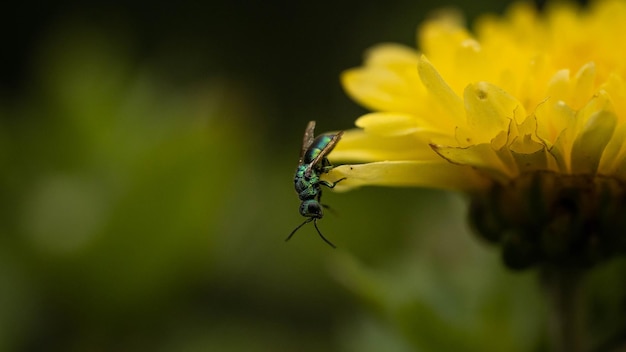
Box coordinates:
[325,0,626,268]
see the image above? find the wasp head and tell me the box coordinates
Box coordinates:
[300,200,323,218]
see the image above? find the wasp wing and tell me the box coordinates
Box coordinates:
[299,121,317,166]
[305,130,343,175]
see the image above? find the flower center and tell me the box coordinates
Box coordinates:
[469,171,626,270]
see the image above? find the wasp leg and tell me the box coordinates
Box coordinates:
[319,177,347,189]
[315,187,340,216]
[320,159,333,173]
[316,177,346,205]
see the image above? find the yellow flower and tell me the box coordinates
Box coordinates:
[325,0,626,268]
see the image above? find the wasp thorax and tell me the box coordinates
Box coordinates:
[300,200,323,218]
[469,171,626,270]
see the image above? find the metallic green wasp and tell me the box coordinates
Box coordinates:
[286,121,345,248]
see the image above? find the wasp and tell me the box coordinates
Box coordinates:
[286,121,345,248]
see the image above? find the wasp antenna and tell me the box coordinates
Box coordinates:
[286,218,313,242]
[313,219,337,248]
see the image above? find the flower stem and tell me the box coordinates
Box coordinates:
[541,266,585,352]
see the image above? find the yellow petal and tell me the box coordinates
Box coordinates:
[419,15,472,75]
[550,128,574,173]
[341,44,421,113]
[464,81,526,142]
[610,141,626,177]
[507,115,555,173]
[431,143,515,182]
[570,110,617,174]
[329,129,439,163]
[491,128,520,175]
[602,74,626,124]
[363,43,421,66]
[571,62,596,109]
[598,123,626,174]
[355,112,441,137]
[546,69,571,103]
[513,114,540,142]
[535,99,576,144]
[417,56,465,126]
[323,161,489,192]
[509,135,551,173]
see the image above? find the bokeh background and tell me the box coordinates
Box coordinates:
[5,0,626,351]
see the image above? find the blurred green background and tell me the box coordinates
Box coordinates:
[5,0,625,351]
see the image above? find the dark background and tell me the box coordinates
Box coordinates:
[2,1,519,131]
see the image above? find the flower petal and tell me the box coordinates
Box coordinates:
[463,82,527,145]
[364,43,422,66]
[354,112,442,137]
[417,56,465,127]
[546,69,571,104]
[342,44,422,113]
[571,91,617,173]
[324,161,489,192]
[571,62,596,109]
[509,136,551,173]
[535,99,576,145]
[570,110,617,174]
[598,123,626,174]
[329,128,439,163]
[419,15,472,77]
[431,143,516,182]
